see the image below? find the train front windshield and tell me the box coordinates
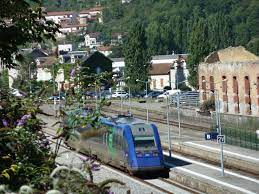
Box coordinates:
[134,137,156,148]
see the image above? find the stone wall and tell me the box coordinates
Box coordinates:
[198,46,259,116]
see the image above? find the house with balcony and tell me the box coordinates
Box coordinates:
[84,32,102,49]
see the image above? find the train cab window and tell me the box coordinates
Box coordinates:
[134,136,156,148]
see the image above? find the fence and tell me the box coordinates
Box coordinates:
[211,115,259,151]
[222,127,259,151]
[169,91,200,108]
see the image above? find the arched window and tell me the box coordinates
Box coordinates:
[257,76,259,106]
[209,76,214,92]
[233,76,239,113]
[201,76,206,100]
[244,76,251,114]
[222,76,228,112]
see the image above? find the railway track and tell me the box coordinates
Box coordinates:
[96,105,212,131]
[43,129,201,194]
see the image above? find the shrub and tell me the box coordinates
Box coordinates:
[200,98,215,112]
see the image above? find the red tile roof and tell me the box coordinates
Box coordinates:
[46,11,74,16]
[37,57,57,68]
[149,63,171,75]
[97,46,112,51]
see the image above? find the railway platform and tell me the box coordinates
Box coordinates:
[40,103,259,193]
[160,126,259,194]
[116,101,259,193]
[162,140,259,194]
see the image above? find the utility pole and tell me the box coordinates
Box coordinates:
[166,95,172,157]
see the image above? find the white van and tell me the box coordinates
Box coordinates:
[112,91,129,98]
[157,89,180,99]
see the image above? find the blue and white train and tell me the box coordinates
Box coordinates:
[66,113,167,176]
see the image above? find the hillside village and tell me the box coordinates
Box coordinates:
[1,1,259,193]
[5,3,190,94]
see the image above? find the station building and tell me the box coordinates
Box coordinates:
[199,46,259,116]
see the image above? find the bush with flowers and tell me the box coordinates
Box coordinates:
[0,70,124,193]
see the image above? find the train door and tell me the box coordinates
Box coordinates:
[122,138,129,168]
[107,127,116,161]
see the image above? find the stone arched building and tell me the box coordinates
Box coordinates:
[199,46,259,116]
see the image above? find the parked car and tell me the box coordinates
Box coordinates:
[130,91,146,98]
[11,88,25,97]
[112,91,129,98]
[48,95,65,101]
[48,93,65,101]
[84,91,96,98]
[157,89,180,99]
[95,90,112,99]
[144,91,163,98]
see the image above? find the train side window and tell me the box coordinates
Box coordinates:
[124,139,128,152]
[114,133,119,149]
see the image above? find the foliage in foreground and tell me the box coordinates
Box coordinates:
[0,0,60,68]
[0,72,124,193]
[0,92,55,191]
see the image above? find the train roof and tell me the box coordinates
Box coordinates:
[101,115,155,136]
[112,115,144,124]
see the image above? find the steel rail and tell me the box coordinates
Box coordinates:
[43,130,195,194]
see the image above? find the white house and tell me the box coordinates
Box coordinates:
[58,44,73,54]
[79,6,103,23]
[149,63,171,91]
[45,11,74,24]
[110,54,190,90]
[84,33,101,49]
[59,51,88,64]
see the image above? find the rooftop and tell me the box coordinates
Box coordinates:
[149,63,171,75]
[204,46,259,63]
[46,11,74,16]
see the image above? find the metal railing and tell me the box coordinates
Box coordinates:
[169,91,200,108]
[222,127,259,151]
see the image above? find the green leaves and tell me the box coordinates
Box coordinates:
[0,0,60,68]
[123,22,151,93]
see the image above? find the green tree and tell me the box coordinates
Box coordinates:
[207,13,234,52]
[0,0,59,68]
[123,22,151,92]
[188,18,209,88]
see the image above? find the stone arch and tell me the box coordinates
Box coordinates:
[257,76,259,107]
[222,76,228,112]
[244,76,251,114]
[201,76,206,100]
[232,76,239,113]
[209,76,214,92]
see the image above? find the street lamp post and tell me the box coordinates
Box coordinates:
[166,94,172,157]
[136,79,149,122]
[124,76,131,113]
[202,79,227,176]
[168,79,186,137]
[176,77,181,137]
[117,76,131,114]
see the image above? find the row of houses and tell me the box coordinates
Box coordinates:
[45,6,103,38]
[5,46,259,117]
[112,54,189,91]
[6,47,189,93]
